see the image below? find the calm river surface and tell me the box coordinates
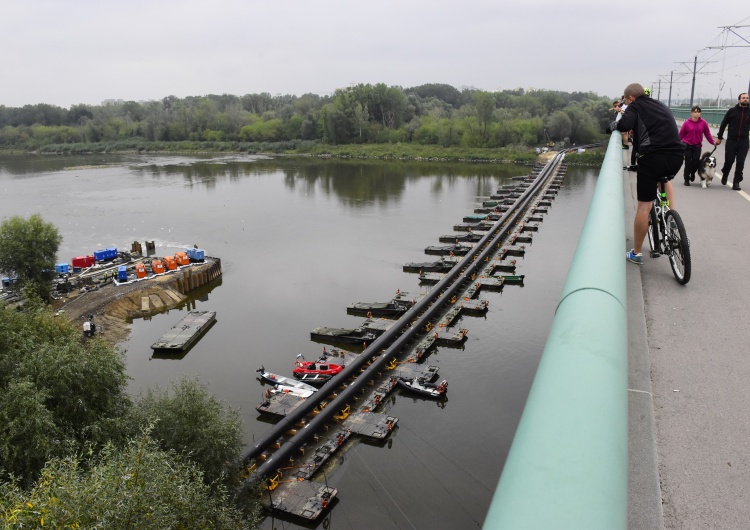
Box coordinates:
[0,154,598,529]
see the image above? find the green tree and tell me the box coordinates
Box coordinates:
[547,110,573,141]
[472,91,496,142]
[127,378,243,487]
[0,214,62,299]
[0,432,257,529]
[0,300,131,486]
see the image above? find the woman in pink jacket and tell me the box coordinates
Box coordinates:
[679,105,716,186]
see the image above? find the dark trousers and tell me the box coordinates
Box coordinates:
[722,138,750,185]
[683,144,701,181]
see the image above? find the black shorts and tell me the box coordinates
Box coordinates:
[636,152,684,202]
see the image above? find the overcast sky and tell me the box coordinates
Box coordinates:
[2,1,749,108]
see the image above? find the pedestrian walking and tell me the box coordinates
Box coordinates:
[716,93,750,191]
[679,106,716,186]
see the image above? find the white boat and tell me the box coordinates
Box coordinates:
[396,377,448,398]
[257,366,318,394]
[270,384,316,399]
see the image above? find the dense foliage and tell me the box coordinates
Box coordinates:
[0,215,62,300]
[0,298,131,487]
[0,84,612,151]
[127,378,244,487]
[0,434,256,529]
[0,302,258,526]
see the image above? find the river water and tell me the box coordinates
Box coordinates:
[0,154,598,529]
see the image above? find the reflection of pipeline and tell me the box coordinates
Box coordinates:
[240,154,565,488]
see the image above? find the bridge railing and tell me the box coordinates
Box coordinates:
[671,106,727,126]
[482,132,628,529]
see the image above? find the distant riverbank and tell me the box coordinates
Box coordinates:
[0,141,604,165]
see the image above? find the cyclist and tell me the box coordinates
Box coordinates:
[608,83,685,265]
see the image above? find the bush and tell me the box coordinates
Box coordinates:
[127,378,243,488]
[0,302,131,486]
[0,432,257,529]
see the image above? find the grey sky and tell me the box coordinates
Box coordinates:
[2,1,749,108]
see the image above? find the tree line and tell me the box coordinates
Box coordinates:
[0,84,613,150]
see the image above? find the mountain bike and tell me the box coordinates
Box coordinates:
[646,177,691,284]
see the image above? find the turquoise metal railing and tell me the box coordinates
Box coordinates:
[482,133,628,529]
[671,106,726,126]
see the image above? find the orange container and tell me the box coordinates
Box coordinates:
[151,259,165,274]
[174,252,189,266]
[135,263,147,278]
[164,256,177,270]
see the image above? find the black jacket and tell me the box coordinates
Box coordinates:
[614,96,683,156]
[718,104,750,143]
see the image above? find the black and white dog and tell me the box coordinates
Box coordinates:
[698,151,717,188]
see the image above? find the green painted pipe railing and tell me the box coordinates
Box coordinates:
[670,106,726,126]
[483,133,628,530]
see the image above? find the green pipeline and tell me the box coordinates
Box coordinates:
[483,133,628,529]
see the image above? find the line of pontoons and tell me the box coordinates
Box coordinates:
[240,156,568,522]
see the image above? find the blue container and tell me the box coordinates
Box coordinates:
[1,277,9,288]
[187,248,205,261]
[55,263,70,274]
[117,265,128,282]
[94,248,118,262]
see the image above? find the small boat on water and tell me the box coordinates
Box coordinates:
[293,359,344,378]
[397,377,448,398]
[295,372,333,385]
[257,367,318,393]
[268,384,316,399]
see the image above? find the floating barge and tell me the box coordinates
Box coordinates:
[150,310,216,351]
[403,257,461,273]
[346,300,412,318]
[309,326,377,347]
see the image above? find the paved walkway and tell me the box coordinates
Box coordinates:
[626,129,750,530]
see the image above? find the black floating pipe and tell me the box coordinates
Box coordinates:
[242,155,565,481]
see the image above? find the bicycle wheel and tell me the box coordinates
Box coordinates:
[664,210,691,284]
[646,204,660,257]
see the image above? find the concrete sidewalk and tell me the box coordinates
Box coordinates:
[626,133,750,530]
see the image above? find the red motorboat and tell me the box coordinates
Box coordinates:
[293,359,344,378]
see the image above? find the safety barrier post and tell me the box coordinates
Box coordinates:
[483,133,628,529]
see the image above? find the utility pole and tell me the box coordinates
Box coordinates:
[707,24,750,102]
[690,56,697,107]
[675,56,714,108]
[668,72,673,106]
[660,71,687,107]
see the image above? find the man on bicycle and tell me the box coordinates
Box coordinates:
[609,83,685,265]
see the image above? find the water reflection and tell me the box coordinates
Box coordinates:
[1,154,530,207]
[129,156,529,205]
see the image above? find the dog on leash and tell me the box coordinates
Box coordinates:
[697,151,717,188]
